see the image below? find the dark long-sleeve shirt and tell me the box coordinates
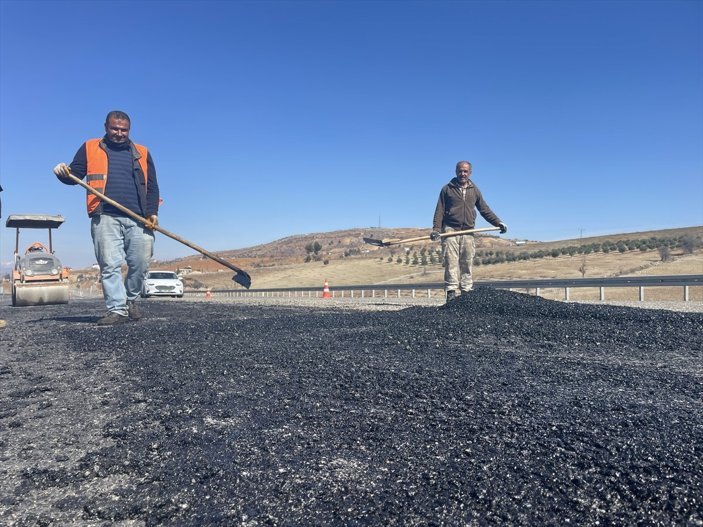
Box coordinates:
[433,177,501,232]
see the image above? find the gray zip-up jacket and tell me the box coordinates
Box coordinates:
[433,177,502,232]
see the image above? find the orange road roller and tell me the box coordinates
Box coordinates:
[6,214,70,306]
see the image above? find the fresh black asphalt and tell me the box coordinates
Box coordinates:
[1,288,701,525]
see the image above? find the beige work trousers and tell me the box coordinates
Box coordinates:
[442,227,476,292]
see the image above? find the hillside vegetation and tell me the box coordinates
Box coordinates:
[65,226,703,300]
[164,226,702,292]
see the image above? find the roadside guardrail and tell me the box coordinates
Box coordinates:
[184,274,703,302]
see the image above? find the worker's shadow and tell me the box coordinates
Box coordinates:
[57,316,102,324]
[23,315,99,324]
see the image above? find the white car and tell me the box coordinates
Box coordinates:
[141,270,184,298]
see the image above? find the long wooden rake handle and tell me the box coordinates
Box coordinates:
[63,171,252,288]
[364,226,502,247]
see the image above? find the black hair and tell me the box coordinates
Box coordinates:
[105,110,131,124]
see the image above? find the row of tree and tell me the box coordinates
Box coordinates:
[386,249,442,266]
[299,234,700,265]
[382,234,701,267]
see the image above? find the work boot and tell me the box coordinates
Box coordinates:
[446,290,457,302]
[127,301,142,321]
[97,312,129,326]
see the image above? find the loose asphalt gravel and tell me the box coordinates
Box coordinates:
[0,288,701,526]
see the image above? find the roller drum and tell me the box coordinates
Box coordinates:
[12,283,70,307]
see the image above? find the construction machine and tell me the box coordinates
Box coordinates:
[6,214,70,306]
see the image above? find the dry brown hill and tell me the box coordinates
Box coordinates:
[157,227,515,274]
[159,226,701,272]
[66,226,702,293]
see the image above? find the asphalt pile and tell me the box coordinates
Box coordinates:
[1,288,701,526]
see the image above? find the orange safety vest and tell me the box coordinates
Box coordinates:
[84,138,149,215]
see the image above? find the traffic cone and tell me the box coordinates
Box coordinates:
[322,279,332,298]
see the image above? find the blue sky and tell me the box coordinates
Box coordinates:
[1,0,702,269]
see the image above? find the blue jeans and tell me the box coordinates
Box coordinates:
[91,214,154,315]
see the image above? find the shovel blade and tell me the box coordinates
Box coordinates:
[232,271,252,289]
[362,237,394,247]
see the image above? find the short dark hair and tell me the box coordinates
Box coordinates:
[456,161,472,172]
[105,110,131,124]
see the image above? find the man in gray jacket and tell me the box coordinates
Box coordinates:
[432,161,507,300]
